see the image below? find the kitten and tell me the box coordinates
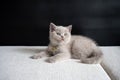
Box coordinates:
[31,23,103,64]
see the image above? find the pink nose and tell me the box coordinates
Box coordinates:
[61,36,64,38]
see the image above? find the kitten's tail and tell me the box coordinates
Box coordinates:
[81,48,103,64]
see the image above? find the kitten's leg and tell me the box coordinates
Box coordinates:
[46,53,71,63]
[30,51,48,59]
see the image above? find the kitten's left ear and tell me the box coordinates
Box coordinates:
[67,25,72,32]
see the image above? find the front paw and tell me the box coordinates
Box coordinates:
[46,57,56,63]
[30,55,41,59]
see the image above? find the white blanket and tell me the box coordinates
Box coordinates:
[0,46,110,80]
[101,47,120,80]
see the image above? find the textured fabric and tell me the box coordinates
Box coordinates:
[101,47,120,80]
[0,46,110,80]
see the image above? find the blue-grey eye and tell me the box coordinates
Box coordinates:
[57,33,61,35]
[64,33,67,36]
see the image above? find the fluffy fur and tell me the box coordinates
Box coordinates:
[31,23,103,64]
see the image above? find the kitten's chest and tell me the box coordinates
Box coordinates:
[48,46,60,56]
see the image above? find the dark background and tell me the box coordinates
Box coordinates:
[0,0,120,46]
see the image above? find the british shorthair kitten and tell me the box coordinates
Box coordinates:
[31,23,103,64]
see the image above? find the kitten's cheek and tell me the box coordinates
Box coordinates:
[56,37,61,41]
[53,37,59,41]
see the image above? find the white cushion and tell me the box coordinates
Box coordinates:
[0,46,110,80]
[101,47,120,80]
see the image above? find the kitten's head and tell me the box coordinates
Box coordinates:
[49,23,72,45]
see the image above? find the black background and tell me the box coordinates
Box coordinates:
[0,0,120,46]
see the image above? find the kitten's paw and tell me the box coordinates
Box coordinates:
[30,52,48,59]
[30,55,41,59]
[45,57,56,63]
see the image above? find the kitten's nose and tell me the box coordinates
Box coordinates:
[61,36,64,40]
[61,36,64,38]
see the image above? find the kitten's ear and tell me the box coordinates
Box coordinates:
[50,23,56,32]
[67,25,72,32]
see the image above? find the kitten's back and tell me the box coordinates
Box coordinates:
[70,35,103,64]
[71,35,96,43]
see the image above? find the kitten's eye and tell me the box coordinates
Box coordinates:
[56,33,61,35]
[64,33,67,36]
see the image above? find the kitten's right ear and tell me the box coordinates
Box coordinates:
[50,23,56,32]
[67,25,72,32]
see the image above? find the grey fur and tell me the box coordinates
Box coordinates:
[31,23,103,64]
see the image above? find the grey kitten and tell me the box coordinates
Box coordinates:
[31,23,103,64]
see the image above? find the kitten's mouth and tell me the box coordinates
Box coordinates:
[56,38,64,42]
[61,38,64,41]
[58,38,64,42]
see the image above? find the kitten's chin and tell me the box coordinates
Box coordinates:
[58,40,70,45]
[50,40,67,45]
